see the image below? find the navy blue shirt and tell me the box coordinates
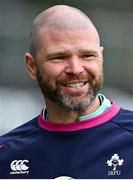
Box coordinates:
[0,102,133,179]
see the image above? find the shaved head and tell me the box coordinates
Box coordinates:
[29,5,100,58]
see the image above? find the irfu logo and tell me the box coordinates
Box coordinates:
[107,154,124,171]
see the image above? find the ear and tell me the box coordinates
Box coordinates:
[100,46,104,62]
[24,53,37,80]
[100,46,104,57]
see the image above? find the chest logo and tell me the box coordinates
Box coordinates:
[107,154,124,176]
[10,160,29,175]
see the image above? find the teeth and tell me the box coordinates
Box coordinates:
[67,82,84,88]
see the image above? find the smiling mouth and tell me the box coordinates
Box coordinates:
[63,81,88,88]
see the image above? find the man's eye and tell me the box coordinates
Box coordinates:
[50,56,65,61]
[82,54,95,60]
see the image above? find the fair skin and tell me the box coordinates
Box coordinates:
[25,27,103,123]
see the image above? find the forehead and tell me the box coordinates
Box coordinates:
[39,27,100,53]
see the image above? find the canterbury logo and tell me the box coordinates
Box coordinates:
[10,160,29,175]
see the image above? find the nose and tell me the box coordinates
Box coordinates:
[64,56,84,76]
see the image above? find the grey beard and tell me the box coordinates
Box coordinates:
[37,82,102,113]
[54,88,98,112]
[36,68,103,113]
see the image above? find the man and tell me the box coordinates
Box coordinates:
[0,5,133,179]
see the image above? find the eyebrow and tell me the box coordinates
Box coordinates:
[45,49,99,59]
[78,49,99,56]
[45,50,71,59]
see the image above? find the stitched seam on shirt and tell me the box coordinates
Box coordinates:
[110,120,133,136]
[1,126,39,146]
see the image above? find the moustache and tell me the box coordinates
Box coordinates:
[56,74,94,85]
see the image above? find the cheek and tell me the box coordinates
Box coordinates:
[85,61,103,78]
[41,63,64,83]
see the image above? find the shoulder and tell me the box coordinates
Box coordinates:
[0,116,39,145]
[112,108,133,133]
[114,108,133,121]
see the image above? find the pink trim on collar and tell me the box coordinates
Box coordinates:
[38,101,120,132]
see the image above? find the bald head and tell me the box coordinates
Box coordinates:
[29,5,100,58]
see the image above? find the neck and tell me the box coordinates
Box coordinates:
[44,96,100,124]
